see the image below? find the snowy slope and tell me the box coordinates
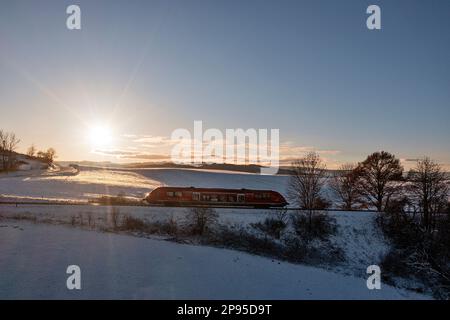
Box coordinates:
[0,221,428,299]
[0,166,291,202]
[0,204,394,285]
[134,168,290,195]
[0,166,413,299]
[0,166,159,201]
[329,212,390,277]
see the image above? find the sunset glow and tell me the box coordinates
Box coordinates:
[88,125,113,148]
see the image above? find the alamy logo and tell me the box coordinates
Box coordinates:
[366,265,381,290]
[366,5,381,30]
[66,265,81,290]
[66,5,81,30]
[171,121,280,175]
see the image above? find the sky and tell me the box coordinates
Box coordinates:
[0,0,449,169]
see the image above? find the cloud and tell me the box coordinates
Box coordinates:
[279,144,340,157]
[121,154,170,161]
[92,148,170,161]
[92,149,137,156]
[109,133,343,167]
[133,136,169,143]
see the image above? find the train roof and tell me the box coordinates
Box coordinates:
[152,186,282,194]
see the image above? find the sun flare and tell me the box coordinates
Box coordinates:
[89,125,113,148]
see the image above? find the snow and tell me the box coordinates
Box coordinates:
[0,166,431,299]
[17,157,47,171]
[0,166,159,201]
[0,204,398,288]
[328,212,390,277]
[134,168,291,195]
[0,221,428,299]
[0,166,290,202]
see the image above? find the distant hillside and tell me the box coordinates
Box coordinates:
[58,160,295,174]
[57,160,123,168]
[56,160,450,177]
[126,162,298,174]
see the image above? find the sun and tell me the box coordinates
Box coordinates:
[89,125,113,148]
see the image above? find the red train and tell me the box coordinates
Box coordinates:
[145,186,288,208]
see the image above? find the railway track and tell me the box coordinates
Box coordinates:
[0,200,380,213]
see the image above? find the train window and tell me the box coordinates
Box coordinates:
[237,194,245,202]
[192,192,200,201]
[175,191,183,197]
[166,191,175,197]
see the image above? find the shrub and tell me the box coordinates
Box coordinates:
[445,201,450,215]
[109,207,121,229]
[163,216,179,236]
[378,211,450,299]
[185,207,218,235]
[121,215,148,231]
[291,211,337,242]
[281,236,308,261]
[78,213,84,226]
[313,196,332,210]
[86,211,94,228]
[205,224,283,257]
[206,223,343,266]
[251,217,286,239]
[89,194,141,206]
[118,215,180,236]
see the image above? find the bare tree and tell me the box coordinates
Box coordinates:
[45,148,56,164]
[407,157,449,231]
[0,130,7,170]
[37,148,57,165]
[288,152,329,229]
[356,151,404,212]
[185,207,218,235]
[27,144,37,157]
[0,130,20,171]
[330,163,363,210]
[7,133,20,169]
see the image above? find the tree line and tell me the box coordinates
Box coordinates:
[0,130,21,171]
[0,129,56,171]
[26,144,57,165]
[288,151,449,232]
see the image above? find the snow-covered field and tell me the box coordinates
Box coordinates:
[0,203,387,279]
[0,166,430,299]
[0,221,427,299]
[0,166,291,202]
